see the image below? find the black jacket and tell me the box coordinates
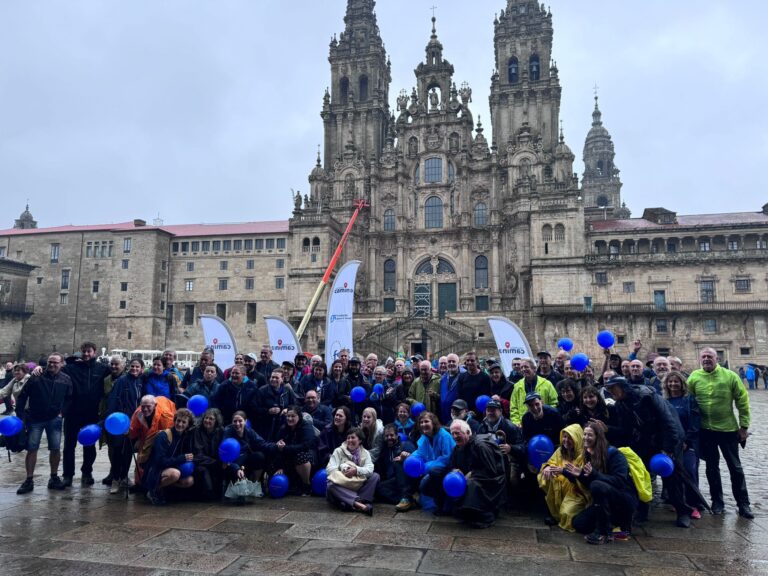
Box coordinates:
[566,446,637,507]
[106,373,143,417]
[477,417,525,461]
[613,383,684,459]
[254,384,297,440]
[17,370,72,423]
[62,357,109,419]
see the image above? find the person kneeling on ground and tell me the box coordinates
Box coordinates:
[568,423,638,544]
[145,408,196,505]
[326,427,379,515]
[223,411,275,497]
[449,420,507,528]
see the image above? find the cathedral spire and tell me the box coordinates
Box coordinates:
[582,91,622,217]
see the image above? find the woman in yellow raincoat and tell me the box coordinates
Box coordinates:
[537,423,591,531]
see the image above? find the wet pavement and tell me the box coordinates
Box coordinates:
[0,390,766,576]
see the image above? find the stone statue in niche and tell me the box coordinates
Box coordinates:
[408,137,418,157]
[294,191,303,210]
[429,89,439,110]
[344,174,355,197]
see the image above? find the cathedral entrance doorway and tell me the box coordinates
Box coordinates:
[438,283,457,319]
[412,257,458,320]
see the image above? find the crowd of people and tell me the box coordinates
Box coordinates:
[0,339,754,543]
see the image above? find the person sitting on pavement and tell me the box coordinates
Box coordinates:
[570,423,638,544]
[144,408,196,505]
[510,358,559,425]
[272,405,317,495]
[374,423,417,509]
[326,427,379,515]
[318,406,352,469]
[222,410,275,497]
[537,423,589,531]
[476,399,525,498]
[521,392,565,449]
[128,394,176,488]
[449,419,507,528]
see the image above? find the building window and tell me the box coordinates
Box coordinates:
[758,239,768,249]
[245,277,254,290]
[302,238,310,253]
[699,240,711,252]
[409,137,419,159]
[60,293,69,305]
[554,224,565,242]
[36,277,43,285]
[529,54,540,81]
[172,242,180,253]
[121,259,129,269]
[185,280,194,291]
[700,280,715,303]
[191,241,200,252]
[340,76,349,105]
[255,239,264,250]
[160,300,165,311]
[123,238,132,253]
[165,304,173,328]
[0,246,6,258]
[128,331,132,340]
[266,239,275,250]
[383,209,396,231]
[383,298,396,313]
[212,240,221,251]
[216,303,227,321]
[246,259,255,269]
[244,239,253,250]
[728,240,739,251]
[424,158,442,183]
[161,260,168,271]
[247,303,257,324]
[181,242,189,252]
[119,300,126,309]
[656,319,668,334]
[735,278,751,293]
[275,277,285,289]
[666,241,677,253]
[218,278,228,291]
[121,282,128,292]
[475,256,489,289]
[473,203,488,226]
[507,56,519,83]
[475,295,489,311]
[424,196,443,229]
[359,75,368,101]
[595,272,608,285]
[740,347,751,355]
[220,260,228,271]
[184,304,195,325]
[61,269,70,290]
[186,262,194,272]
[623,281,635,294]
[311,238,320,252]
[50,244,60,264]
[233,239,242,251]
[160,283,166,293]
[542,225,553,242]
[201,241,210,252]
[448,162,455,184]
[223,239,232,251]
[92,281,99,294]
[703,318,718,333]
[311,253,318,263]
[276,259,285,269]
[383,259,396,292]
[583,296,593,312]
[277,238,286,250]
[414,163,420,184]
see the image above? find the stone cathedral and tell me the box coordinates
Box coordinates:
[2,0,767,368]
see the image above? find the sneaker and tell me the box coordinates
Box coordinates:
[109,480,121,494]
[81,474,95,486]
[691,508,701,520]
[101,474,113,486]
[61,476,73,488]
[395,498,413,512]
[585,531,612,545]
[48,475,66,490]
[17,478,34,495]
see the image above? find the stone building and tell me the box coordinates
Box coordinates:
[0,0,766,369]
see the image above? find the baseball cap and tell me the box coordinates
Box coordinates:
[524,392,542,404]
[451,399,469,411]
[486,399,502,410]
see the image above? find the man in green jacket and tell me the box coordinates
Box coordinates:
[687,347,752,519]
[509,359,558,426]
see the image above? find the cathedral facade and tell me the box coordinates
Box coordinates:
[1,0,767,368]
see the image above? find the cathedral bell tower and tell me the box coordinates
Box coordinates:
[582,94,624,219]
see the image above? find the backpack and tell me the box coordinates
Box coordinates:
[616,446,652,503]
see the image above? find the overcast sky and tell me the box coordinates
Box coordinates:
[1,1,766,228]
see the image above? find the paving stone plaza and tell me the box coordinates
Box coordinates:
[0,391,764,576]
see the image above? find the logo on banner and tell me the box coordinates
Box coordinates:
[209,337,232,351]
[499,340,526,355]
[272,338,296,352]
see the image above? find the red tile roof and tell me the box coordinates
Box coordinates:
[590,212,768,233]
[0,220,290,238]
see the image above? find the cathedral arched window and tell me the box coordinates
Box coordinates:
[507,57,519,83]
[475,256,489,289]
[554,224,565,242]
[474,203,488,227]
[340,77,349,105]
[424,196,443,229]
[302,238,310,253]
[597,160,604,175]
[424,157,442,183]
[597,195,609,208]
[529,54,540,81]
[448,161,455,184]
[383,259,396,292]
[359,75,369,102]
[383,209,395,231]
[312,237,321,252]
[542,224,553,242]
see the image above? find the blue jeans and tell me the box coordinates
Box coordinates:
[27,416,63,452]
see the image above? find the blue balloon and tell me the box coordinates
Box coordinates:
[218,438,241,463]
[77,424,101,447]
[411,402,426,419]
[350,386,367,403]
[104,412,130,436]
[649,453,675,478]
[0,415,24,436]
[403,455,425,478]
[596,330,616,349]
[187,394,209,417]
[311,469,327,496]
[179,461,195,478]
[570,353,590,372]
[373,383,385,395]
[443,471,467,498]
[245,419,252,429]
[527,434,555,470]
[269,473,290,498]
[475,395,491,413]
[557,338,574,352]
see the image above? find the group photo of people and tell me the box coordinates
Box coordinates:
[0,337,753,546]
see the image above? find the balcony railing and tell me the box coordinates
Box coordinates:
[0,303,34,316]
[585,248,768,266]
[534,300,768,316]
